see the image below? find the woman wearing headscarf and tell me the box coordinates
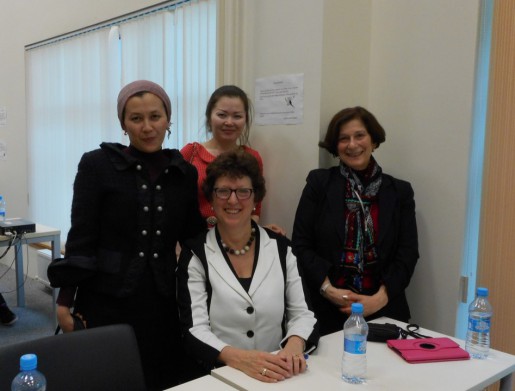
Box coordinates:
[48,80,205,389]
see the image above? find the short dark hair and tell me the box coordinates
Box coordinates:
[202,149,266,203]
[205,85,253,145]
[319,106,386,156]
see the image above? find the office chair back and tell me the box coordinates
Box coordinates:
[0,324,146,391]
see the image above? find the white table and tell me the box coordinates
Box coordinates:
[0,222,60,322]
[211,317,515,391]
[164,374,237,390]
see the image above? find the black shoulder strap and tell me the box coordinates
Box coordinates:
[278,238,288,284]
[263,227,289,284]
[264,228,290,338]
[180,232,212,309]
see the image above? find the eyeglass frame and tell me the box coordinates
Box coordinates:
[213,187,254,200]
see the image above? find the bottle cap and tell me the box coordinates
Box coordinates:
[477,287,488,297]
[351,302,363,314]
[20,354,38,371]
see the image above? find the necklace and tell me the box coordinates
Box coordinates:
[221,228,256,256]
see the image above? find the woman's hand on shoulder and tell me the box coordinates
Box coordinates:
[219,346,291,383]
[264,223,287,236]
[251,214,287,236]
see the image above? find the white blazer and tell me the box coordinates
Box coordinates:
[178,225,318,364]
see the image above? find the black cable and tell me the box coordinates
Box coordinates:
[400,324,432,339]
[0,233,31,294]
[0,233,15,259]
[0,232,18,279]
[0,252,17,281]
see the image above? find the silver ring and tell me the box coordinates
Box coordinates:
[261,368,267,376]
[342,295,349,300]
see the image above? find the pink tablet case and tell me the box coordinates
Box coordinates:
[387,337,470,363]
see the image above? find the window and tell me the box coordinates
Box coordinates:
[25,0,217,242]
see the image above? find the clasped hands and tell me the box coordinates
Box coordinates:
[322,282,389,317]
[219,336,307,383]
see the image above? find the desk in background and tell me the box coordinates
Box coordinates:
[211,317,515,391]
[0,223,60,322]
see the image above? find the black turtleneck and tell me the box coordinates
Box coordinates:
[125,145,168,183]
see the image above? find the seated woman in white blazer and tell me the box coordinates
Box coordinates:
[177,150,319,383]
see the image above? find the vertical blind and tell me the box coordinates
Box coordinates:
[25,0,217,242]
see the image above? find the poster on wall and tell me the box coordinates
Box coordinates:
[254,73,304,125]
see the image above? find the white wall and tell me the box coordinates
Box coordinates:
[367,1,479,335]
[242,0,480,335]
[240,0,325,233]
[0,0,480,336]
[319,0,372,168]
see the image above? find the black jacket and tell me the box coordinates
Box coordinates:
[49,142,204,298]
[292,167,419,335]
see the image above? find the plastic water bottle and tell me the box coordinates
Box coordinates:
[465,287,493,359]
[342,302,368,384]
[0,195,6,222]
[11,354,47,391]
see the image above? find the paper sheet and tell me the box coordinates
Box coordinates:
[254,73,304,125]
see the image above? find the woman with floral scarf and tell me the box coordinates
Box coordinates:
[292,106,419,336]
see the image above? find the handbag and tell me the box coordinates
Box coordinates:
[367,322,431,343]
[367,323,403,342]
[387,337,470,363]
[188,142,199,163]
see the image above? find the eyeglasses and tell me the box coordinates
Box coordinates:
[213,188,254,200]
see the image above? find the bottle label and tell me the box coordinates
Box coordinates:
[344,335,367,355]
[468,317,491,333]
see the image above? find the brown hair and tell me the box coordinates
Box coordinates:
[319,106,386,156]
[202,149,266,203]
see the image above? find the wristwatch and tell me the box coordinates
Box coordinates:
[320,282,331,295]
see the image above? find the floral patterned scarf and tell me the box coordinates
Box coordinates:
[335,157,382,294]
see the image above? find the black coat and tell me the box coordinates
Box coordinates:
[48,143,206,389]
[292,166,419,335]
[50,142,205,298]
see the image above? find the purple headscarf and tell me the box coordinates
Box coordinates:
[117,80,171,129]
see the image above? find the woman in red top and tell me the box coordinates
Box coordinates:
[182,85,284,234]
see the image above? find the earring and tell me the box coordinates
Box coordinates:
[167,127,171,139]
[124,131,127,136]
[253,207,256,212]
